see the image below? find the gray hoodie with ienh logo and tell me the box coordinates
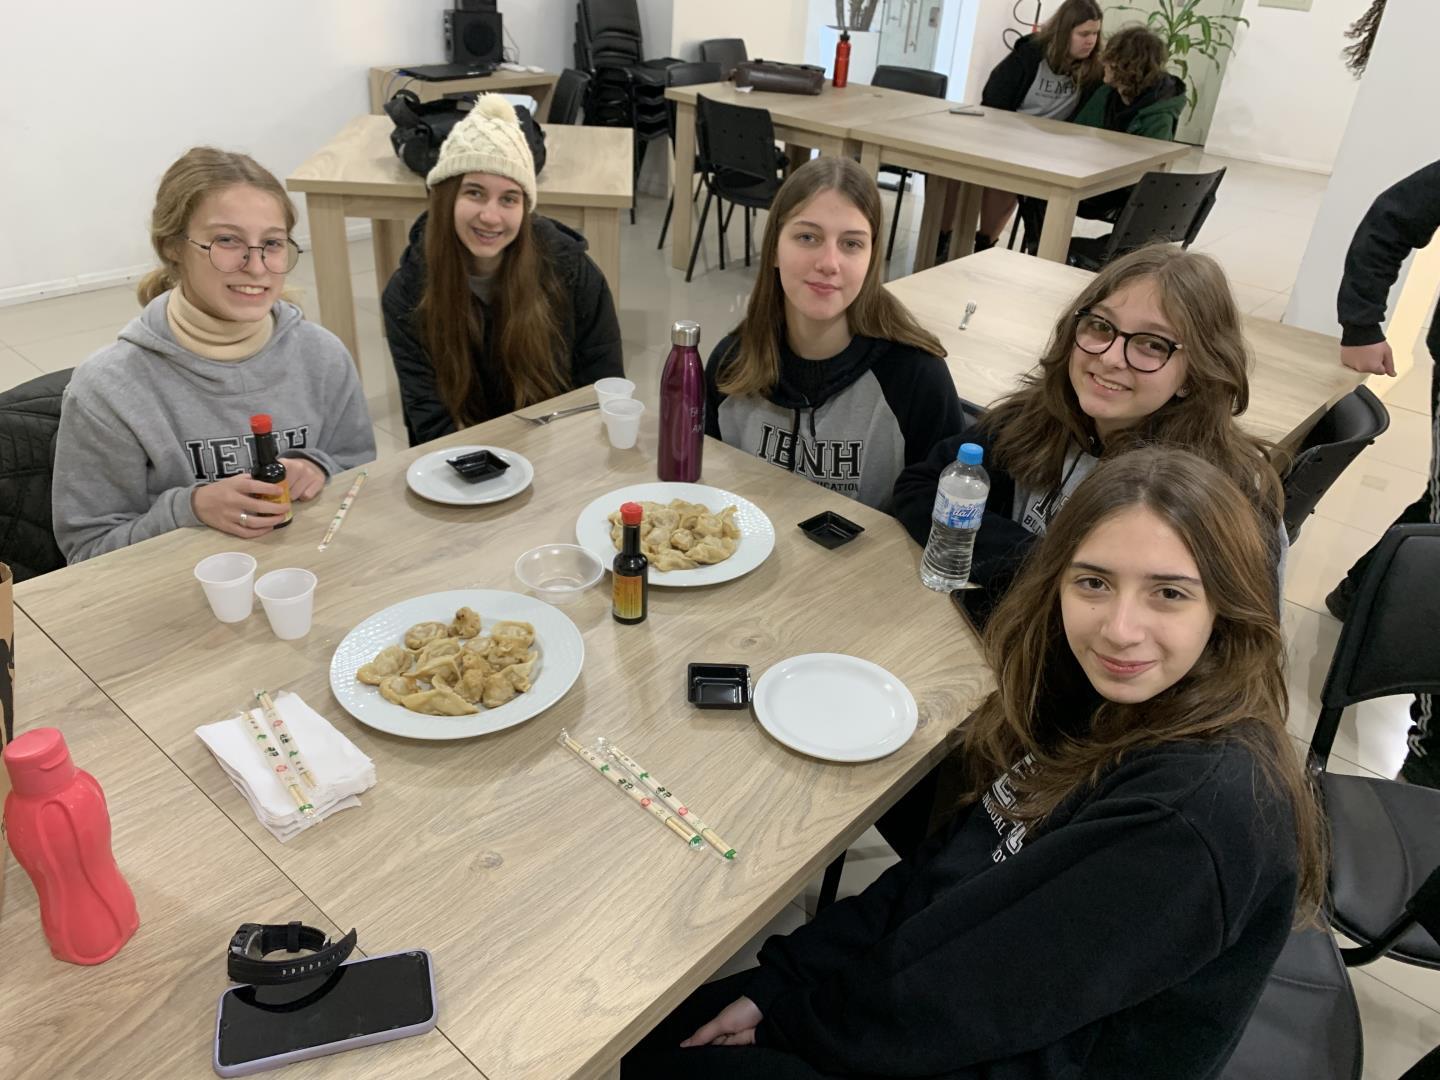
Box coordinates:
[52,293,376,564]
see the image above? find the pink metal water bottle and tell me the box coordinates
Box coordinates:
[4,727,139,964]
[657,320,705,482]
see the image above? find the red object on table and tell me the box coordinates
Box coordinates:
[833,31,851,88]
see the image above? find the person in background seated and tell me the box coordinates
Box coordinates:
[705,157,963,513]
[894,244,1285,628]
[1324,157,1440,787]
[622,447,1327,1080]
[965,0,1104,254]
[382,95,623,446]
[52,148,375,564]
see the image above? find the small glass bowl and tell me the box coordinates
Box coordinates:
[514,544,604,605]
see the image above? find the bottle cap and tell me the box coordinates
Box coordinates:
[249,414,273,435]
[670,320,701,347]
[620,501,644,526]
[4,727,78,798]
[958,442,983,466]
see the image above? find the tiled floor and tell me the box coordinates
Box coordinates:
[3,152,1436,1075]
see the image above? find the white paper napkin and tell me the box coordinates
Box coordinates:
[196,692,376,843]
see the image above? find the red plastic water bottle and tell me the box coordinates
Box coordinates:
[657,320,705,482]
[4,727,139,964]
[833,31,851,88]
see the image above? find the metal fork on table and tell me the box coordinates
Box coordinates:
[517,401,601,426]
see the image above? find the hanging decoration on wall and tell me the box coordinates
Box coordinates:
[1342,0,1386,77]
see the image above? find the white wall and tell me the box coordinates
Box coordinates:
[670,1,810,63]
[1287,0,1437,336]
[963,0,1045,105]
[0,0,572,302]
[1205,0,1359,172]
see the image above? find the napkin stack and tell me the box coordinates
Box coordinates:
[196,692,376,843]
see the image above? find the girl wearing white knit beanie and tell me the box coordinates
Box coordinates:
[382,94,624,445]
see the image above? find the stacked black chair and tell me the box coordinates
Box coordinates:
[0,367,72,580]
[547,68,591,125]
[870,65,949,262]
[686,95,786,282]
[698,38,748,79]
[573,0,679,222]
[657,62,723,250]
[1281,385,1390,542]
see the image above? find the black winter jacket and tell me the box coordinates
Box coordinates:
[980,34,1047,111]
[1337,158,1440,355]
[0,368,70,581]
[381,214,624,446]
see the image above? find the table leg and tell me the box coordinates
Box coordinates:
[913,176,948,273]
[534,80,558,123]
[785,144,815,176]
[1035,190,1080,263]
[946,182,984,261]
[582,206,622,305]
[859,142,881,182]
[305,195,360,372]
[670,102,696,271]
[371,218,409,300]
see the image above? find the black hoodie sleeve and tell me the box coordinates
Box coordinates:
[565,253,625,386]
[381,255,458,448]
[980,36,1041,111]
[1337,159,1440,347]
[703,335,739,440]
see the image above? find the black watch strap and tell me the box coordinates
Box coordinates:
[227,921,358,985]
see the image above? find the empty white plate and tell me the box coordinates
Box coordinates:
[406,445,534,506]
[753,654,918,763]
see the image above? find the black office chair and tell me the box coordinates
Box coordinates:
[547,68,591,124]
[657,61,723,250]
[1308,525,1440,970]
[870,65,949,262]
[686,95,785,282]
[698,37,748,80]
[1281,385,1390,542]
[1061,168,1227,269]
[0,367,72,581]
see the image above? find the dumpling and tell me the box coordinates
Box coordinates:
[379,674,420,705]
[688,535,736,564]
[357,644,413,685]
[455,667,488,704]
[481,670,521,708]
[414,654,462,685]
[404,621,449,650]
[415,637,462,666]
[669,528,695,552]
[460,648,495,674]
[402,686,479,716]
[491,621,536,650]
[449,606,481,638]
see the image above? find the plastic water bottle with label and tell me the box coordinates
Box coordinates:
[920,443,990,592]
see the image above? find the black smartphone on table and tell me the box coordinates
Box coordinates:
[213,949,437,1076]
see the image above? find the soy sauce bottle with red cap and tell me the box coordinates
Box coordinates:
[249,414,293,528]
[612,501,649,624]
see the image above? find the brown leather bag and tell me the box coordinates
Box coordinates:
[732,61,825,96]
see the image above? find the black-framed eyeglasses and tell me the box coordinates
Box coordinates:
[186,235,303,274]
[1072,309,1183,373]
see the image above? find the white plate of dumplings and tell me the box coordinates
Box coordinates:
[329,590,583,740]
[573,482,776,587]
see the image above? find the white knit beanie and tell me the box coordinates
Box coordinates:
[426,94,537,208]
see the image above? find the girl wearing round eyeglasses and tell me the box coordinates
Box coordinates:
[52,148,376,563]
[895,244,1285,624]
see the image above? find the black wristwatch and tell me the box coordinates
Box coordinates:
[227,921,358,985]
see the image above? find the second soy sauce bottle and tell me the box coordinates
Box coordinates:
[249,413,293,528]
[612,501,649,624]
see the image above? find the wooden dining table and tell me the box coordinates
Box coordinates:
[854,107,1191,268]
[287,117,633,373]
[8,390,990,1079]
[663,80,952,272]
[885,248,1363,453]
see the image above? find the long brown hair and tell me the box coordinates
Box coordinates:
[1102,25,1169,102]
[961,447,1327,923]
[1034,0,1105,83]
[138,147,297,306]
[416,176,569,426]
[982,243,1283,522]
[715,157,944,397]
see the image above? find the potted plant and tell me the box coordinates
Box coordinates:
[820,1,884,85]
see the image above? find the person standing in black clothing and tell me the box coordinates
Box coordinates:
[622,448,1327,1080]
[1324,158,1440,787]
[381,95,623,446]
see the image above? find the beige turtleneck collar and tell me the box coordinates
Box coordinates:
[166,286,274,362]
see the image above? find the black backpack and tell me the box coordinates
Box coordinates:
[385,90,547,179]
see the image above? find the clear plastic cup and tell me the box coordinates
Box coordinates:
[253,569,318,640]
[514,544,604,605]
[594,377,636,410]
[194,552,258,623]
[601,398,646,449]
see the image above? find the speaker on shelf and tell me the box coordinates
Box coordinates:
[445,10,504,67]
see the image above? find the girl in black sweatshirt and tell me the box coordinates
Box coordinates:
[622,447,1327,1080]
[706,157,963,513]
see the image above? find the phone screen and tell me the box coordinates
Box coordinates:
[216,949,435,1069]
